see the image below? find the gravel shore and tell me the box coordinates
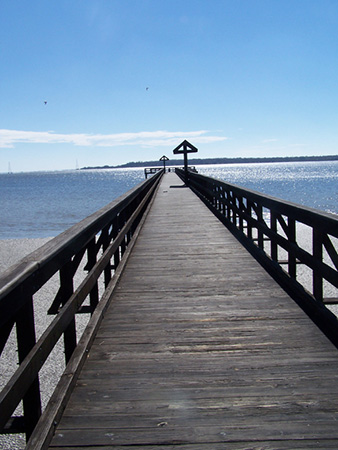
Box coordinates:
[0,238,52,273]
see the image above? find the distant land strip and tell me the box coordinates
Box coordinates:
[81,154,338,170]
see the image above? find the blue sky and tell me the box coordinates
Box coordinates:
[1,0,338,172]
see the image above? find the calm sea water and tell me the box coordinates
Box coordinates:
[0,168,145,239]
[198,160,338,216]
[0,161,337,239]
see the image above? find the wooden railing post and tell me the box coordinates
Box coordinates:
[270,211,278,262]
[238,195,244,232]
[229,191,235,224]
[246,200,253,240]
[126,203,133,245]
[119,210,127,257]
[288,218,297,279]
[102,225,112,288]
[256,204,264,250]
[112,215,121,270]
[225,190,231,221]
[87,238,99,312]
[16,296,42,439]
[59,262,77,364]
[219,187,225,217]
[313,228,323,301]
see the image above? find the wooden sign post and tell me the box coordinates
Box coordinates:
[159,155,169,172]
[173,140,198,182]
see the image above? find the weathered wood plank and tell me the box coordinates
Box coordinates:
[51,421,338,447]
[50,443,338,450]
[47,173,338,449]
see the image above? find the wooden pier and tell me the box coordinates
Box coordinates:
[1,169,338,449]
[45,173,338,449]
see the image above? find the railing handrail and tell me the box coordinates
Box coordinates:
[184,170,338,234]
[0,171,162,326]
[0,169,163,441]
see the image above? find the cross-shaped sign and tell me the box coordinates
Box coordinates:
[173,140,198,155]
[159,155,169,171]
[173,140,198,180]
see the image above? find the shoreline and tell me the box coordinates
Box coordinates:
[82,154,338,170]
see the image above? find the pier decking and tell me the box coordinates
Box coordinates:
[48,173,338,449]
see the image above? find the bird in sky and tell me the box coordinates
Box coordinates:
[44,101,47,105]
[146,87,149,91]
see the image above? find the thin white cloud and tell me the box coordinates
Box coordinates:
[0,129,227,148]
[262,139,278,144]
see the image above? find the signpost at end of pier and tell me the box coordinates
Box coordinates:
[159,155,169,172]
[173,140,198,182]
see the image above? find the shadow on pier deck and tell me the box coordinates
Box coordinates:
[46,173,338,449]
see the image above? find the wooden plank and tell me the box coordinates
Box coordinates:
[49,439,337,450]
[50,419,338,447]
[50,443,338,450]
[47,173,338,449]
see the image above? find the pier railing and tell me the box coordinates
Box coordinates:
[0,170,163,443]
[177,168,338,342]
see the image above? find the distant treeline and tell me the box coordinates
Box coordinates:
[81,154,338,170]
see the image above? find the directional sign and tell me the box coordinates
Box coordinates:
[173,140,198,155]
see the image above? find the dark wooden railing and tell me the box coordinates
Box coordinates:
[144,167,195,178]
[144,167,162,178]
[177,168,338,344]
[0,170,163,443]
